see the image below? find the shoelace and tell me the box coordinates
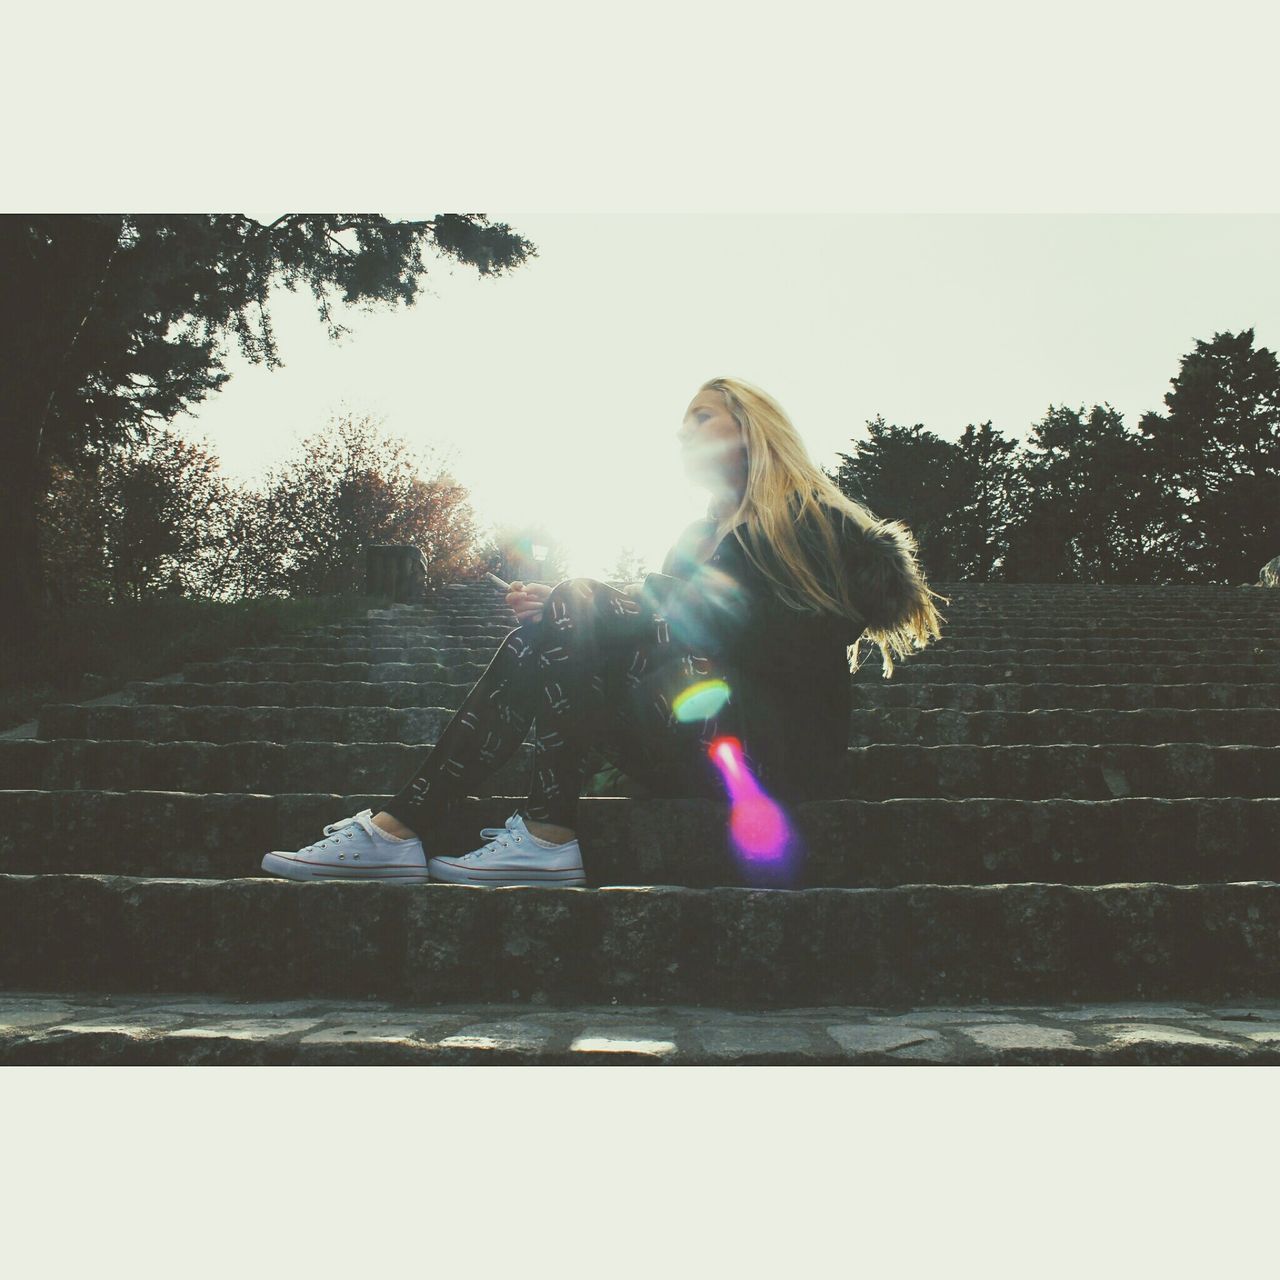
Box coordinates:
[301,810,374,855]
[464,814,526,861]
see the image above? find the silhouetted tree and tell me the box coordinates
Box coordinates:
[1002,405,1155,583]
[939,420,1024,582]
[34,459,112,607]
[1137,327,1280,583]
[607,546,650,585]
[37,413,492,603]
[1,213,539,639]
[828,416,961,577]
[257,412,484,596]
[826,330,1277,586]
[37,428,239,602]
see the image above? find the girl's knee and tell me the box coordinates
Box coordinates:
[546,577,601,616]
[548,576,594,600]
[500,623,544,662]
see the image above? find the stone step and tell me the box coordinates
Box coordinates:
[415,592,1270,610]
[880,584,1271,593]
[2,875,1277,1006]
[332,606,1280,632]
[125,678,1280,712]
[939,606,1280,614]
[851,682,1280,710]
[423,585,1279,596]
[844,708,1280,745]
[294,623,1280,646]
[254,605,1280,631]
[851,662,1280,684]
[391,613,1270,631]
[182,658,491,683]
[4,740,1276,798]
[131,678,472,708]
[29,703,1280,747]
[429,582,1273,596]
[939,612,1280,621]
[3,991,1277,1065]
[418,585,1280,600]
[225,638,1280,663]
[1,791,1274,884]
[176,658,1280,685]
[387,592,1280,607]
[834,583,1269,593]
[706,643,1271,665]
[237,639,512,659]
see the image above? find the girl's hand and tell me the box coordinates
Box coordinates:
[506,580,552,623]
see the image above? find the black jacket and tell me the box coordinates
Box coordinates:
[639,502,920,804]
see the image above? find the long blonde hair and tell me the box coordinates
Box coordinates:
[699,376,948,677]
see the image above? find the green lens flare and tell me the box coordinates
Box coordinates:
[672,678,731,723]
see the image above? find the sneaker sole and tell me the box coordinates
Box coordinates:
[427,860,587,887]
[261,852,431,882]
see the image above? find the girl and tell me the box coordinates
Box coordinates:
[262,376,946,885]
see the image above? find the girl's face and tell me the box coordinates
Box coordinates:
[677,392,746,487]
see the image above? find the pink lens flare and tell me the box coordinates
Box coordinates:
[705,735,798,865]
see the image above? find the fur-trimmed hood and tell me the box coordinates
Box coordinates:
[657,504,947,678]
[839,513,933,630]
[833,510,948,675]
[783,504,947,675]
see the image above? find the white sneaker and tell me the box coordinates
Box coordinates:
[428,811,586,886]
[262,809,429,882]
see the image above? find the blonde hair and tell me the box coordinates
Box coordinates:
[699,376,948,677]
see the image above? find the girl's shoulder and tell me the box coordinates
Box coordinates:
[747,497,845,550]
[662,516,724,576]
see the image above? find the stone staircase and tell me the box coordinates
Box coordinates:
[2,580,1279,1065]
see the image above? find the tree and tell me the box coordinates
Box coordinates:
[37,429,239,603]
[606,546,650,585]
[255,412,484,597]
[36,413,494,604]
[828,416,962,578]
[194,483,279,603]
[1137,327,1280,583]
[104,429,237,601]
[942,421,1024,582]
[1,213,539,638]
[34,459,112,608]
[1002,404,1156,583]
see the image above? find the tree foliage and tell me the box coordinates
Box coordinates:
[1,212,538,635]
[254,413,482,597]
[36,414,490,604]
[37,430,239,604]
[827,328,1279,585]
[1137,327,1280,583]
[604,546,650,586]
[829,417,964,576]
[1001,405,1159,583]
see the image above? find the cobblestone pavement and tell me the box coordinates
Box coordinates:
[3,992,1280,1064]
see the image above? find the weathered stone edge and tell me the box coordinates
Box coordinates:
[3,991,1279,1066]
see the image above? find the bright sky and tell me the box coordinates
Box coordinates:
[173,213,1280,581]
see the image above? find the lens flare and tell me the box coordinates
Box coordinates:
[672,678,731,723]
[705,735,800,880]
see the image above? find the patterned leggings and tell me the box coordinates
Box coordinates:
[380,577,760,833]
